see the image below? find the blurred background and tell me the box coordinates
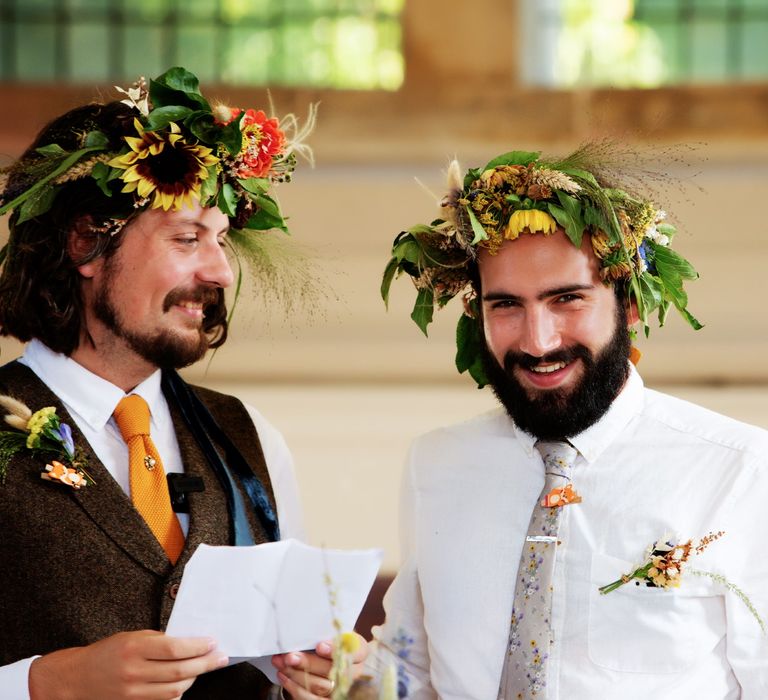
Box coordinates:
[1,0,768,576]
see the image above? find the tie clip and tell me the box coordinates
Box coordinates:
[526,535,558,543]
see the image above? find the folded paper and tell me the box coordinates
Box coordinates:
[166,539,382,681]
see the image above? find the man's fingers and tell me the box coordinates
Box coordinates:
[277,670,334,699]
[142,649,230,683]
[276,640,367,698]
[282,651,333,677]
[141,633,218,661]
[29,631,228,700]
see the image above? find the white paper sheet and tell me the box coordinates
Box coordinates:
[165,539,382,682]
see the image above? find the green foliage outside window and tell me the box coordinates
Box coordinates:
[549,0,768,87]
[0,0,404,89]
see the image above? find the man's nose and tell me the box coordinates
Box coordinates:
[519,307,561,357]
[198,240,235,289]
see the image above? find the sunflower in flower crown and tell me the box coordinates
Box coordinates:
[108,119,220,211]
[0,65,315,238]
[0,66,318,311]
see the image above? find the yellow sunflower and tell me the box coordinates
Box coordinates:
[108,119,219,211]
[505,209,557,240]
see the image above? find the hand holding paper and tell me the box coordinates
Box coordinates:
[165,539,382,681]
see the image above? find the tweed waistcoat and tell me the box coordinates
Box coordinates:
[0,360,276,697]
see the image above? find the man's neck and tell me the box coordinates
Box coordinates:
[70,340,157,393]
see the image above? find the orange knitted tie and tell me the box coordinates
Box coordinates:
[113,394,184,564]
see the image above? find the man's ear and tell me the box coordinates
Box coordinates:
[626,297,640,327]
[67,216,101,278]
[462,292,477,319]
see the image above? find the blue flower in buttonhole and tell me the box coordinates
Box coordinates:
[52,422,75,459]
[0,397,92,487]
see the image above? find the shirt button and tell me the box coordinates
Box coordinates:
[169,583,180,599]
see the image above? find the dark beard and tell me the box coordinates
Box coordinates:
[481,303,631,440]
[93,264,224,369]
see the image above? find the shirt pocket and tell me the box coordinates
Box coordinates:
[587,551,725,674]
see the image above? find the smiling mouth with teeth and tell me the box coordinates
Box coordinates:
[163,286,219,315]
[530,361,568,374]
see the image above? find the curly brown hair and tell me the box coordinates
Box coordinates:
[0,101,228,355]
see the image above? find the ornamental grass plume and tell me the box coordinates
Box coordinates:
[526,167,581,194]
[52,153,113,185]
[0,395,32,432]
[324,563,406,700]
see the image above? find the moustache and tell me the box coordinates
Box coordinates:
[502,345,592,373]
[162,286,222,314]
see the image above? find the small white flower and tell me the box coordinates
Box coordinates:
[655,532,678,550]
[115,82,150,116]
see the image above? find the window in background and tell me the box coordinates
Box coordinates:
[0,0,404,89]
[520,0,768,88]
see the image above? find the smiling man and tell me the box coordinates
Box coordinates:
[375,150,768,699]
[0,69,309,699]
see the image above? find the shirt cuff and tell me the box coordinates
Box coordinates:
[0,656,38,700]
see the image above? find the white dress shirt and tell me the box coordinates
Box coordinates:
[371,366,768,699]
[1,339,304,699]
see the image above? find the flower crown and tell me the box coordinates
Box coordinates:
[0,66,316,292]
[382,147,701,387]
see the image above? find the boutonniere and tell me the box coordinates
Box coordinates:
[599,531,765,633]
[541,483,582,507]
[0,395,93,488]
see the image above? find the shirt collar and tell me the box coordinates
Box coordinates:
[21,339,166,432]
[568,364,644,463]
[511,363,645,463]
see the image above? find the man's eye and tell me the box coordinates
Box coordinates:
[490,299,519,310]
[178,236,198,245]
[556,294,580,303]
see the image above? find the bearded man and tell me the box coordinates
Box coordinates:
[371,150,768,699]
[0,68,321,699]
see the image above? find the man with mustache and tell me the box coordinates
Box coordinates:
[372,150,768,698]
[0,70,333,699]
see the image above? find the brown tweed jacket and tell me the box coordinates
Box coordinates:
[0,360,278,698]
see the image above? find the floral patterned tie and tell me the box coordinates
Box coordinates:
[498,441,579,699]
